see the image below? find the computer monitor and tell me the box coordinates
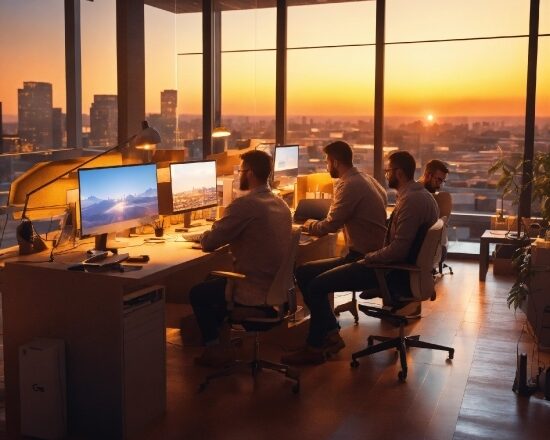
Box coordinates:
[170,160,217,226]
[273,144,299,189]
[78,163,159,250]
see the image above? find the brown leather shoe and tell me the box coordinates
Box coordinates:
[281,347,326,365]
[323,331,346,354]
[194,345,236,368]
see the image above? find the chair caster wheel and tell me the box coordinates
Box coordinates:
[350,359,360,368]
[367,336,374,346]
[398,370,407,381]
[449,349,454,360]
[292,382,300,394]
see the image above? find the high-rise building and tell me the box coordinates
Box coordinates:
[89,95,118,147]
[160,89,177,148]
[18,82,53,149]
[0,101,3,154]
[52,107,63,147]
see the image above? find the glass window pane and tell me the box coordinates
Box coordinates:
[0,0,66,150]
[221,51,276,145]
[533,37,550,219]
[541,0,550,34]
[145,3,179,149]
[385,37,528,246]
[288,2,376,48]
[222,7,276,51]
[287,46,376,175]
[178,54,203,160]
[82,0,117,148]
[220,4,276,150]
[387,0,529,42]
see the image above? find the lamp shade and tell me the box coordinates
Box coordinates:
[133,120,162,150]
[212,126,231,138]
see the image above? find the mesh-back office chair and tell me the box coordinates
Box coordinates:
[199,229,301,393]
[350,219,454,381]
[433,191,453,275]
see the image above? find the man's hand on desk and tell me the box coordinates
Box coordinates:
[301,219,316,234]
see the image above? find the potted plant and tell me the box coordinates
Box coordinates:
[489,151,550,309]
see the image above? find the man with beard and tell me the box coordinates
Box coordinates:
[190,150,292,367]
[283,150,439,365]
[419,159,449,194]
[281,141,387,364]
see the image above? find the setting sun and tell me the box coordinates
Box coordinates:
[426,114,434,122]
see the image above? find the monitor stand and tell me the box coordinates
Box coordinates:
[89,233,122,254]
[179,212,206,231]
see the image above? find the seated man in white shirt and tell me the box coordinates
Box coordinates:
[189,150,292,367]
[285,141,387,363]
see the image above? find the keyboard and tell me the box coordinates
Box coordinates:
[182,232,203,243]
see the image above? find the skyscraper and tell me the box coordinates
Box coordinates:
[89,95,118,147]
[18,82,53,149]
[160,89,177,148]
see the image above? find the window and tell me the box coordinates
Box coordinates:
[385,0,530,248]
[287,2,376,175]
[220,2,276,151]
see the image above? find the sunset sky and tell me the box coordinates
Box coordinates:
[1,0,549,120]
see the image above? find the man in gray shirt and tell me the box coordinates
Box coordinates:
[283,150,438,365]
[284,141,387,364]
[190,150,292,367]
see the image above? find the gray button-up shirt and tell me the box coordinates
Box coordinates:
[201,185,292,306]
[364,181,439,263]
[305,167,387,255]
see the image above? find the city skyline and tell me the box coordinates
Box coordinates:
[1,1,549,118]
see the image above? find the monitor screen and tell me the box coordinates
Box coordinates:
[78,163,159,237]
[273,145,299,189]
[170,160,218,214]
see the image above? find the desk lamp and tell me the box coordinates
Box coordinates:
[16,121,161,255]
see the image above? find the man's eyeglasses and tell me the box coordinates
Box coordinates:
[384,167,400,175]
[432,175,446,184]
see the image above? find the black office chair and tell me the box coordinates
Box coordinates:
[350,219,454,381]
[199,229,301,394]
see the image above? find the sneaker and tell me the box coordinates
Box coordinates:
[359,289,380,300]
[194,345,236,368]
[281,346,326,365]
[323,330,346,354]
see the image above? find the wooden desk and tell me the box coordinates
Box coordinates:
[1,237,232,439]
[1,232,336,438]
[479,230,517,281]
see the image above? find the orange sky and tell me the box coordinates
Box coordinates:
[1,0,549,119]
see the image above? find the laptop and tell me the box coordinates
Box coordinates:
[293,199,332,224]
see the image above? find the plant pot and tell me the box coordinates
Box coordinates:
[154,228,164,238]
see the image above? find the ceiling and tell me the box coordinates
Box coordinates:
[145,0,368,14]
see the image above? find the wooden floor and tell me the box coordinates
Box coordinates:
[136,260,550,440]
[1,260,549,439]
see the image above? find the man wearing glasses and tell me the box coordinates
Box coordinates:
[190,150,292,367]
[283,150,439,366]
[419,159,449,194]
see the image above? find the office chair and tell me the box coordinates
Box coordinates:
[199,229,301,394]
[350,219,454,381]
[433,191,453,275]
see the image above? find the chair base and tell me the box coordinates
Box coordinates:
[350,327,454,381]
[438,262,454,275]
[199,358,300,393]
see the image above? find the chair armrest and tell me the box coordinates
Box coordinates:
[363,262,421,272]
[210,270,246,280]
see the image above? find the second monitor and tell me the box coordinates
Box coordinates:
[170,160,217,227]
[273,145,299,190]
